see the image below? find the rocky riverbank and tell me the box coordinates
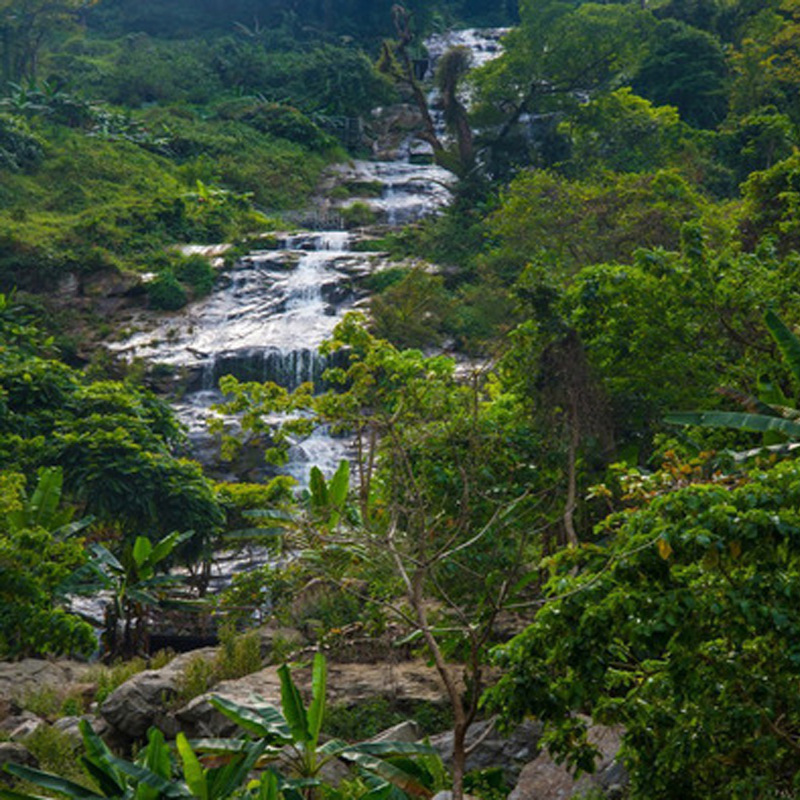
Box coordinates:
[0,633,627,799]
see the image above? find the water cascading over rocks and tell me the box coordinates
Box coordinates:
[113,29,509,488]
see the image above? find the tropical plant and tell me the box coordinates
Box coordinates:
[666,309,800,446]
[0,468,95,659]
[213,315,541,800]
[198,652,439,799]
[487,456,800,798]
[1,718,269,800]
[67,530,199,659]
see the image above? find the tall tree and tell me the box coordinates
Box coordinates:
[0,0,97,84]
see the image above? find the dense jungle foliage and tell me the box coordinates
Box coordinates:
[7,0,800,797]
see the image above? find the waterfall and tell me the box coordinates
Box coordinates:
[111,29,510,489]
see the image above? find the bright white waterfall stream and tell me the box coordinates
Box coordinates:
[115,28,510,492]
[104,29,509,600]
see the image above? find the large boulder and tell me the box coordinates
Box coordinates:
[430,719,543,787]
[0,660,91,705]
[176,660,451,738]
[100,648,216,740]
[508,724,626,800]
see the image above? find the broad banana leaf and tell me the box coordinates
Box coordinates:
[1,764,104,800]
[765,309,800,385]
[665,411,800,438]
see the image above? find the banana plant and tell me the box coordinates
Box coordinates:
[1,719,270,800]
[7,466,93,538]
[197,653,437,799]
[666,310,800,448]
[64,530,200,659]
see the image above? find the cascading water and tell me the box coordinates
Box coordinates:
[113,29,509,492]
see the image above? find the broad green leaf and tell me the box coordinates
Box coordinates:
[150,530,195,566]
[278,664,310,744]
[665,411,800,438]
[348,742,437,757]
[206,741,268,799]
[3,764,104,800]
[341,752,433,798]
[135,728,172,800]
[255,771,281,800]
[209,695,292,742]
[106,756,190,799]
[28,467,64,528]
[133,536,153,569]
[78,719,125,794]
[0,788,52,800]
[765,309,800,386]
[329,460,350,508]
[176,733,207,800]
[307,652,327,745]
[309,467,328,510]
[81,759,129,799]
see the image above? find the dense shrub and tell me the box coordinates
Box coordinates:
[0,114,45,172]
[146,270,187,310]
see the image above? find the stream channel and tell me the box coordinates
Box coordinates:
[109,28,508,597]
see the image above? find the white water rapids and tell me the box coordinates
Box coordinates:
[111,28,508,491]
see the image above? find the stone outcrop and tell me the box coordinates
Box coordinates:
[430,719,543,787]
[0,660,91,705]
[176,660,451,738]
[508,724,626,800]
[100,648,217,740]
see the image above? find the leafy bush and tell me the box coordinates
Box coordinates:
[173,253,216,296]
[340,201,376,228]
[147,270,187,310]
[0,114,45,172]
[488,458,800,797]
[225,101,333,150]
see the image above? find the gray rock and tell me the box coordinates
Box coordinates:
[100,648,216,740]
[369,720,423,744]
[0,660,91,704]
[176,660,451,739]
[8,716,46,742]
[52,714,107,739]
[430,719,543,787]
[508,724,624,800]
[0,711,40,738]
[0,742,38,783]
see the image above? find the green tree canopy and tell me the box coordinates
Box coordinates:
[488,456,800,798]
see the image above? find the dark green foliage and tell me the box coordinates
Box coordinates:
[632,19,729,128]
[740,152,800,252]
[225,102,333,150]
[147,271,188,311]
[484,168,710,282]
[369,268,452,348]
[0,469,95,660]
[0,114,45,171]
[174,254,216,296]
[0,325,223,558]
[488,458,800,797]
[326,697,454,741]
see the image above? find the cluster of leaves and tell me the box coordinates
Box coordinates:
[487,456,800,797]
[0,299,228,658]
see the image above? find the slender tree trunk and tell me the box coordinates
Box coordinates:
[563,408,580,547]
